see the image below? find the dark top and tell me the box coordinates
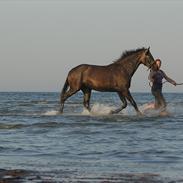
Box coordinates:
[149,70,164,90]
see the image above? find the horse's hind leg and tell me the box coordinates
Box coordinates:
[60,88,79,113]
[82,88,91,111]
[111,92,127,114]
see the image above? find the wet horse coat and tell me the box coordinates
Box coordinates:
[60,47,155,114]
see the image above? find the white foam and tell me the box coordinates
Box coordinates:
[43,110,59,116]
[81,108,91,115]
[81,103,116,116]
[81,103,147,116]
[43,102,177,117]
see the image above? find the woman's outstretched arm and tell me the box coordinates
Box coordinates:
[161,70,177,86]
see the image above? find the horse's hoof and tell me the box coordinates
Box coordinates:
[110,111,114,114]
[137,111,143,116]
[110,110,119,114]
[59,109,63,114]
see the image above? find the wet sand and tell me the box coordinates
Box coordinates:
[0,169,181,183]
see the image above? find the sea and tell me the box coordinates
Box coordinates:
[0,92,183,182]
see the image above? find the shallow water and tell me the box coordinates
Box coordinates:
[0,92,183,181]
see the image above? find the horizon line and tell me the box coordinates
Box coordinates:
[0,91,182,94]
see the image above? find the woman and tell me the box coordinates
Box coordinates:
[148,59,177,112]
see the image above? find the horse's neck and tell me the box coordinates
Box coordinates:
[119,56,141,78]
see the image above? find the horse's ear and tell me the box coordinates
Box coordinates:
[145,47,150,55]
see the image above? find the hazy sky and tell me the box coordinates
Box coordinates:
[0,0,182,92]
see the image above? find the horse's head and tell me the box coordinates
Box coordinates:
[139,47,155,69]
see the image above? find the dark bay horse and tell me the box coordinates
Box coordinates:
[60,47,155,115]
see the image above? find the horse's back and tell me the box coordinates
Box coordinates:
[68,64,110,77]
[69,64,89,72]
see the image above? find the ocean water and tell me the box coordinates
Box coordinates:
[0,92,183,181]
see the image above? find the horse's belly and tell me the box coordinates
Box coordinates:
[83,78,119,91]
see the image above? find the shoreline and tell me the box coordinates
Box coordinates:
[0,169,181,183]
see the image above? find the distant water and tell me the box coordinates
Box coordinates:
[0,92,183,181]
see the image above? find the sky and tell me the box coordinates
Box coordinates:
[0,0,182,92]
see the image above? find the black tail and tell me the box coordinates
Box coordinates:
[60,78,69,113]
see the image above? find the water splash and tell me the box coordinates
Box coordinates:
[81,103,143,116]
[42,101,182,117]
[81,103,151,116]
[81,103,116,116]
[81,102,176,117]
[43,110,59,116]
[139,102,173,117]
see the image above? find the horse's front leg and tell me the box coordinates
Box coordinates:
[110,92,127,114]
[82,88,91,112]
[125,90,142,116]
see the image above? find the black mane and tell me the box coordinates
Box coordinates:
[113,47,146,64]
